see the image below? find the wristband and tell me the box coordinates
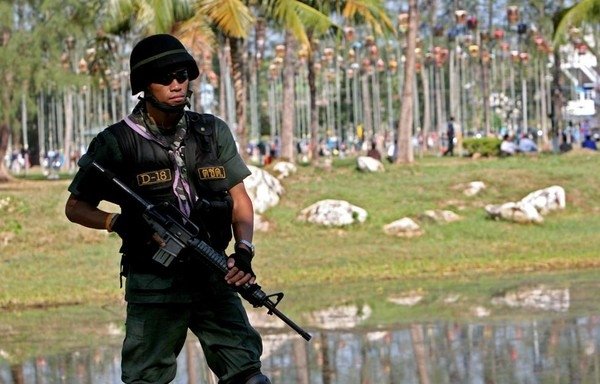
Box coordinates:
[235,240,255,257]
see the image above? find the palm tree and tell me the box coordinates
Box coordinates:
[280,30,298,161]
[211,0,331,160]
[269,1,333,162]
[107,0,196,35]
[0,0,102,182]
[299,0,393,162]
[553,0,600,60]
[108,0,331,160]
[395,0,418,164]
[107,0,251,150]
[547,0,599,150]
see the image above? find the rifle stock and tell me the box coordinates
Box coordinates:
[91,161,312,341]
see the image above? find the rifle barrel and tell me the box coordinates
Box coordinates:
[263,299,312,341]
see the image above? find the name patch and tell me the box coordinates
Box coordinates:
[198,166,226,180]
[137,169,172,186]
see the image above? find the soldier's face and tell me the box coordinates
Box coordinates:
[148,68,189,106]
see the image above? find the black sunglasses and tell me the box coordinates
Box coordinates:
[153,69,189,86]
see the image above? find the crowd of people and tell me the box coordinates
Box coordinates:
[4,148,72,178]
[3,114,598,180]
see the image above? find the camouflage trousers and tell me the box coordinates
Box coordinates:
[121,284,263,384]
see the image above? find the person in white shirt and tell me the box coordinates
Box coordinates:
[500,134,517,156]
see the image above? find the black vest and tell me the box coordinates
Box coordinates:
[107,112,233,265]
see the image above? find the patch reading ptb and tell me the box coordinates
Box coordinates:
[137,169,172,186]
[198,166,226,180]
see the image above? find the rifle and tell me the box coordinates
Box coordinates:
[91,161,312,341]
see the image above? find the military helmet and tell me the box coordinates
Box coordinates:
[129,34,199,95]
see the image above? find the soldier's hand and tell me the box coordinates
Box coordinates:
[152,233,166,247]
[226,248,256,286]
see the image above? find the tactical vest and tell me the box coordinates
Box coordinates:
[106,112,233,268]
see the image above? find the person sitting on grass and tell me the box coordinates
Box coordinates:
[500,134,517,157]
[518,134,538,153]
[581,134,597,151]
[366,141,382,161]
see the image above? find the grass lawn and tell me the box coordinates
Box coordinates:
[1,149,599,362]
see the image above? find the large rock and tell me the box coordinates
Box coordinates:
[485,185,566,224]
[463,181,486,196]
[356,156,384,172]
[297,199,367,226]
[383,217,424,237]
[520,185,566,215]
[308,304,372,329]
[419,209,461,224]
[485,201,544,224]
[272,161,297,179]
[245,166,284,214]
[491,285,569,312]
[253,213,270,232]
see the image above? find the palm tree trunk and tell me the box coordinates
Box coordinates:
[421,64,432,154]
[0,123,10,182]
[539,61,550,148]
[481,56,491,136]
[229,37,249,158]
[281,31,297,162]
[307,35,319,161]
[38,93,46,164]
[411,324,431,384]
[63,87,74,171]
[435,67,444,152]
[361,72,373,141]
[550,48,564,152]
[395,0,418,164]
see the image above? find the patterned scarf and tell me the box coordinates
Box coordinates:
[124,103,195,216]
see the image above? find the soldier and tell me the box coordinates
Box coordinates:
[65,34,270,384]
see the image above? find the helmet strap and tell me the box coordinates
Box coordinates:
[139,89,193,114]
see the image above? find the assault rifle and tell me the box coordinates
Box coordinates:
[91,161,312,341]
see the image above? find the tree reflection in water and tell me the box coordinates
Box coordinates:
[2,316,599,383]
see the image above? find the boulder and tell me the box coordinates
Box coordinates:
[383,217,424,237]
[484,185,566,224]
[419,209,461,224]
[245,166,284,214]
[484,201,544,224]
[308,304,372,329]
[356,156,385,172]
[253,213,270,232]
[463,181,486,196]
[297,199,367,226]
[272,161,297,179]
[491,285,569,312]
[520,185,566,215]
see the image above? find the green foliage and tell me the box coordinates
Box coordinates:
[553,0,600,44]
[463,137,502,157]
[0,0,103,132]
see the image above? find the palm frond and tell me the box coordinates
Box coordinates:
[342,0,395,36]
[553,0,600,45]
[174,13,215,56]
[266,0,334,46]
[199,0,254,38]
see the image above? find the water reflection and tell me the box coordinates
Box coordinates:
[2,316,599,383]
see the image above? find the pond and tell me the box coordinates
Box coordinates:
[2,314,599,384]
